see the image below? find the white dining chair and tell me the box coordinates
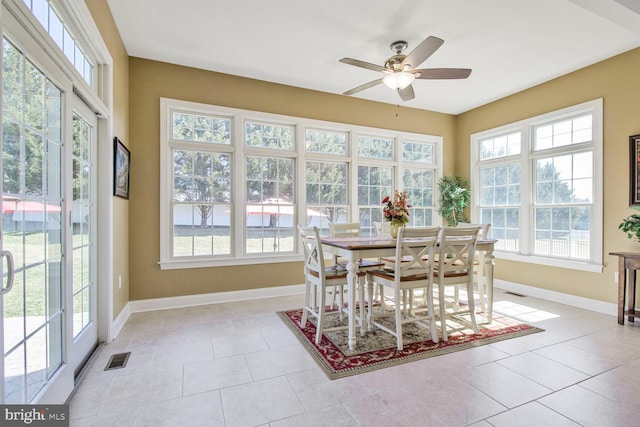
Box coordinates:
[373,221,391,237]
[456,222,491,312]
[328,222,384,322]
[432,226,481,341]
[367,226,441,350]
[298,225,368,344]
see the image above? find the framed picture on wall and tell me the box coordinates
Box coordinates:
[113,137,130,199]
[630,134,640,206]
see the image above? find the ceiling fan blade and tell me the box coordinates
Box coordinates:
[339,58,387,73]
[413,68,472,79]
[398,84,415,101]
[343,78,384,96]
[401,36,444,69]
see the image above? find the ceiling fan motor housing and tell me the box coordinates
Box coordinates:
[385,55,407,72]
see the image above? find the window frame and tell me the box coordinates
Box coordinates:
[160,98,443,269]
[470,99,603,272]
[303,126,352,235]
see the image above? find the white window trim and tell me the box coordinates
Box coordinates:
[160,97,443,270]
[5,0,110,115]
[470,98,603,272]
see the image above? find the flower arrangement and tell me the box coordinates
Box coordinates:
[382,190,411,226]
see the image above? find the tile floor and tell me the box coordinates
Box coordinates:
[69,288,640,426]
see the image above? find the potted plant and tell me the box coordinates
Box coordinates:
[619,212,640,241]
[438,175,470,226]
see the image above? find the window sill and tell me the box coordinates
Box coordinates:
[159,254,303,270]
[495,251,603,273]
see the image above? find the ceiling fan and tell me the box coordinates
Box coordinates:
[339,36,471,101]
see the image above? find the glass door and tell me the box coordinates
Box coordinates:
[1,37,64,403]
[69,97,97,374]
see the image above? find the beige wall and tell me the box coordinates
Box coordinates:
[85,0,130,318]
[456,47,640,304]
[87,2,640,307]
[128,58,456,300]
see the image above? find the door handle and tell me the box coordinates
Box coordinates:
[0,250,15,295]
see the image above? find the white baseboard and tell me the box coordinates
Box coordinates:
[128,283,306,314]
[108,280,616,340]
[112,301,132,341]
[495,279,617,317]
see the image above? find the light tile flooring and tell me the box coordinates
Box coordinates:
[69,289,640,426]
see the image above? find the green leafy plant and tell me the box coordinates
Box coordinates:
[619,212,640,240]
[438,175,470,226]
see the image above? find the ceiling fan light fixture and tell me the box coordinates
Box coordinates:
[383,71,415,90]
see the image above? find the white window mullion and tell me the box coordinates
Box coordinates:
[393,136,401,189]
[296,124,305,238]
[520,126,532,256]
[348,131,358,223]
[233,114,244,259]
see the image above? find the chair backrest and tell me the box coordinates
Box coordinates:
[329,222,361,238]
[436,226,480,279]
[392,227,441,278]
[458,222,491,239]
[373,221,391,236]
[298,225,326,279]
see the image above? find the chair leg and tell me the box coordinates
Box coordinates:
[367,278,374,331]
[301,281,311,328]
[337,285,344,320]
[358,277,366,336]
[466,280,479,334]
[408,289,415,316]
[329,285,337,309]
[395,288,404,351]
[453,285,461,310]
[315,284,326,345]
[438,283,448,342]
[427,283,438,343]
[378,284,386,313]
[402,290,409,316]
[476,253,486,313]
[310,281,317,310]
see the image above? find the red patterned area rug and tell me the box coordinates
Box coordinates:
[278,307,544,379]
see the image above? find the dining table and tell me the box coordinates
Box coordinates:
[320,234,497,350]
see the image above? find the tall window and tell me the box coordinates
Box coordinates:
[160,99,443,268]
[532,114,593,260]
[305,128,349,231]
[471,99,603,271]
[171,111,232,258]
[478,132,522,251]
[357,164,393,234]
[402,140,438,226]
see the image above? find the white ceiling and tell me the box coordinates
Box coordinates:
[106,0,640,114]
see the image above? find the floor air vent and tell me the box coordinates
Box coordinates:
[105,352,131,371]
[505,291,526,297]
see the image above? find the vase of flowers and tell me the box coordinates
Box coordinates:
[382,190,410,238]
